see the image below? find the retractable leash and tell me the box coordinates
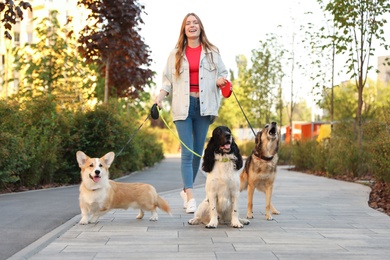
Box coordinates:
[150,79,256,158]
[223,80,256,137]
[116,111,152,158]
[154,105,202,158]
[231,88,256,137]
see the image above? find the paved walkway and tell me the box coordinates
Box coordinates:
[10,156,390,260]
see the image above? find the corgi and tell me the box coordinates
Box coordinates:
[76,151,171,224]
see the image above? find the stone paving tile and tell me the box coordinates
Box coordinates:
[94,252,217,260]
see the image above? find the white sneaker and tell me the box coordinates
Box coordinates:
[186,198,196,214]
[180,190,187,209]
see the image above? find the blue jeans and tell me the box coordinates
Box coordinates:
[174,97,210,189]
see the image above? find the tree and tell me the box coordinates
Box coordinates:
[0,0,31,39]
[217,57,250,131]
[247,33,285,127]
[300,9,338,125]
[320,0,390,150]
[324,78,390,122]
[77,0,154,103]
[12,10,99,110]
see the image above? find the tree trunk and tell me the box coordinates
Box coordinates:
[104,57,110,104]
[290,33,295,143]
[357,76,363,150]
[331,26,335,130]
[279,84,283,127]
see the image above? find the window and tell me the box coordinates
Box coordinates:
[14,32,20,46]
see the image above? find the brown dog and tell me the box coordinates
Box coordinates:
[76,151,171,224]
[239,122,280,220]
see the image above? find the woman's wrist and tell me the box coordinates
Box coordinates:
[156,90,168,106]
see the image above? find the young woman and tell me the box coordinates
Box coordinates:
[155,13,228,213]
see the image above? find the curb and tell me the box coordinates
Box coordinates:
[8,215,80,260]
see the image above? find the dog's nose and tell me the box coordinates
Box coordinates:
[95,170,100,175]
[271,121,277,126]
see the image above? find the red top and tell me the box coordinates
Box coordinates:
[185,45,201,92]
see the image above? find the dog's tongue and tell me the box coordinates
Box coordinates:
[93,176,101,183]
[223,144,231,150]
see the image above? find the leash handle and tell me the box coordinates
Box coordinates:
[157,107,202,158]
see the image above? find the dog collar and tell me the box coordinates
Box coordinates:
[253,153,274,161]
[216,158,231,163]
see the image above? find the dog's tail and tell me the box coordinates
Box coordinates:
[240,156,252,191]
[240,169,248,191]
[157,196,172,215]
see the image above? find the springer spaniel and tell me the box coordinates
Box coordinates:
[188,126,250,228]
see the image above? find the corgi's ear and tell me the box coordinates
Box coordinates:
[76,151,88,168]
[102,152,115,168]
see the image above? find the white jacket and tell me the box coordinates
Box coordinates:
[161,47,228,121]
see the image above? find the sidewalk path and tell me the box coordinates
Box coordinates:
[10,156,390,260]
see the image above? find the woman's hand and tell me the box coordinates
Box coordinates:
[155,90,168,107]
[216,77,227,87]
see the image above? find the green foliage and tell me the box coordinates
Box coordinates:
[288,115,390,181]
[278,143,293,166]
[0,98,64,188]
[319,0,390,150]
[0,99,164,191]
[300,9,336,107]
[218,56,251,129]
[326,122,365,176]
[323,0,390,76]
[0,132,26,185]
[220,35,285,130]
[152,128,181,155]
[290,99,313,122]
[290,140,319,171]
[236,140,255,158]
[19,98,64,186]
[11,10,99,110]
[64,102,163,180]
[0,101,29,186]
[321,79,390,121]
[248,34,285,126]
[363,108,390,182]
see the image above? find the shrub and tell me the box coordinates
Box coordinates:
[0,98,165,191]
[18,98,64,187]
[327,122,369,177]
[363,108,390,182]
[64,103,164,181]
[290,140,319,171]
[0,98,65,188]
[0,101,25,188]
[278,143,293,165]
[152,128,181,154]
[236,140,255,157]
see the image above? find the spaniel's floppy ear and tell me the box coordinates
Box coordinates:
[231,139,243,170]
[202,136,217,173]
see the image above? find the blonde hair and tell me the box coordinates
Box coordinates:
[174,13,219,78]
